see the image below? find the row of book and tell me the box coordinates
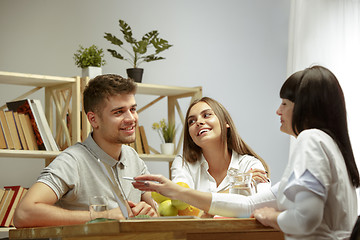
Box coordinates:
[0,186,28,227]
[132,125,151,154]
[0,99,59,151]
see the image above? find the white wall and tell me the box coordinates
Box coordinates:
[0,0,290,188]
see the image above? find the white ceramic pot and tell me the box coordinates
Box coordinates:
[160,143,175,155]
[82,67,102,79]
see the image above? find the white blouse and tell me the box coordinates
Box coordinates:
[209,129,358,240]
[171,151,270,193]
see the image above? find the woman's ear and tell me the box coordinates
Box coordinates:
[87,111,98,129]
[226,123,230,128]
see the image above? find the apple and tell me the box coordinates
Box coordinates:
[151,191,170,203]
[171,199,189,210]
[158,199,178,216]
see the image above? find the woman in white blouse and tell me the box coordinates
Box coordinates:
[171,97,270,194]
[133,66,359,240]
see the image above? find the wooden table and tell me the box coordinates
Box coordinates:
[9,218,284,240]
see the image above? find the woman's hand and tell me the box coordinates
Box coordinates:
[252,207,281,230]
[247,168,269,183]
[132,174,184,200]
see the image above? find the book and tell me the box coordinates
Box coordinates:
[0,110,14,149]
[13,112,28,150]
[134,125,144,154]
[2,186,25,227]
[31,99,59,151]
[0,189,5,203]
[0,189,14,225]
[4,110,22,150]
[0,120,7,149]
[18,113,38,150]
[6,99,46,150]
[139,126,150,154]
[9,188,28,226]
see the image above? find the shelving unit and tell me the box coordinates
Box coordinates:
[0,71,81,165]
[1,72,202,166]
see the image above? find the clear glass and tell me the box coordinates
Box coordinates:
[89,195,109,220]
[227,168,255,196]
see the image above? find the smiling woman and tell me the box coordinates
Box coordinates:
[171,97,270,201]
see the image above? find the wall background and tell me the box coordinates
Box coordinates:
[0,0,290,187]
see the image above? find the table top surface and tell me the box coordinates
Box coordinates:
[10,218,281,239]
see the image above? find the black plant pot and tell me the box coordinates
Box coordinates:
[126,68,144,83]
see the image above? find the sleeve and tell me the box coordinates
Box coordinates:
[277,190,324,234]
[170,155,195,188]
[208,188,277,218]
[37,151,79,199]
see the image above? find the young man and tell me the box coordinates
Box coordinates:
[14,74,158,227]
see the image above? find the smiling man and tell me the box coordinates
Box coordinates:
[13,74,158,228]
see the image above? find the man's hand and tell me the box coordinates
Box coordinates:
[128,201,158,217]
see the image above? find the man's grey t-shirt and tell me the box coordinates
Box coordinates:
[37,133,149,210]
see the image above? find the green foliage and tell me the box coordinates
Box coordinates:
[104,19,173,68]
[73,45,106,68]
[152,119,176,143]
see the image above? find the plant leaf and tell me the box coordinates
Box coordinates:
[107,49,125,60]
[104,33,123,46]
[119,20,137,44]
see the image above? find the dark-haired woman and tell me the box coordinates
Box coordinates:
[133,66,359,239]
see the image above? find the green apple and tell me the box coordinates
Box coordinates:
[158,200,178,216]
[171,199,189,210]
[151,191,170,203]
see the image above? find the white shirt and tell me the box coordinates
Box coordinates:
[171,151,270,193]
[209,129,358,240]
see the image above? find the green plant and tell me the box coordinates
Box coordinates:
[104,19,173,68]
[152,119,176,143]
[73,45,106,68]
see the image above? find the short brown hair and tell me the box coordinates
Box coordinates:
[83,74,137,114]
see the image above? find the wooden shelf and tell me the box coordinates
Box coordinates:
[0,149,60,158]
[0,71,76,87]
[136,83,202,97]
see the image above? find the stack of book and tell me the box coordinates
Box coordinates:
[0,99,59,151]
[130,125,150,154]
[0,186,28,227]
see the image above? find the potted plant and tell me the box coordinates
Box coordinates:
[104,19,173,83]
[152,119,176,155]
[73,44,106,79]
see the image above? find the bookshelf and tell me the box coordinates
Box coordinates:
[0,71,81,165]
[1,71,202,166]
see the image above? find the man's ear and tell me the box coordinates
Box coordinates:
[87,111,98,129]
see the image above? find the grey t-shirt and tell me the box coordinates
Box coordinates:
[37,133,149,210]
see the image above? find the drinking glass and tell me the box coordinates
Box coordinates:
[227,168,255,196]
[89,195,109,220]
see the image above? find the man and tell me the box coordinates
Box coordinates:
[14,74,158,227]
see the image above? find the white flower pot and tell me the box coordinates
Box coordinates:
[160,143,175,155]
[82,67,102,79]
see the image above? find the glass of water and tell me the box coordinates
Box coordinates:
[227,168,254,196]
[89,195,109,220]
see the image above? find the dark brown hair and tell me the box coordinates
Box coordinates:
[83,74,137,115]
[280,65,359,187]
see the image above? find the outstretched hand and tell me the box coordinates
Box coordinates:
[132,174,183,200]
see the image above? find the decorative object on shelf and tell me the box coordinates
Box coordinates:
[152,119,176,155]
[73,45,106,79]
[104,19,173,83]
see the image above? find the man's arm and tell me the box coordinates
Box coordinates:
[13,182,92,227]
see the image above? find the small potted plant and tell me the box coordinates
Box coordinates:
[73,44,106,79]
[152,119,176,155]
[104,19,173,83]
